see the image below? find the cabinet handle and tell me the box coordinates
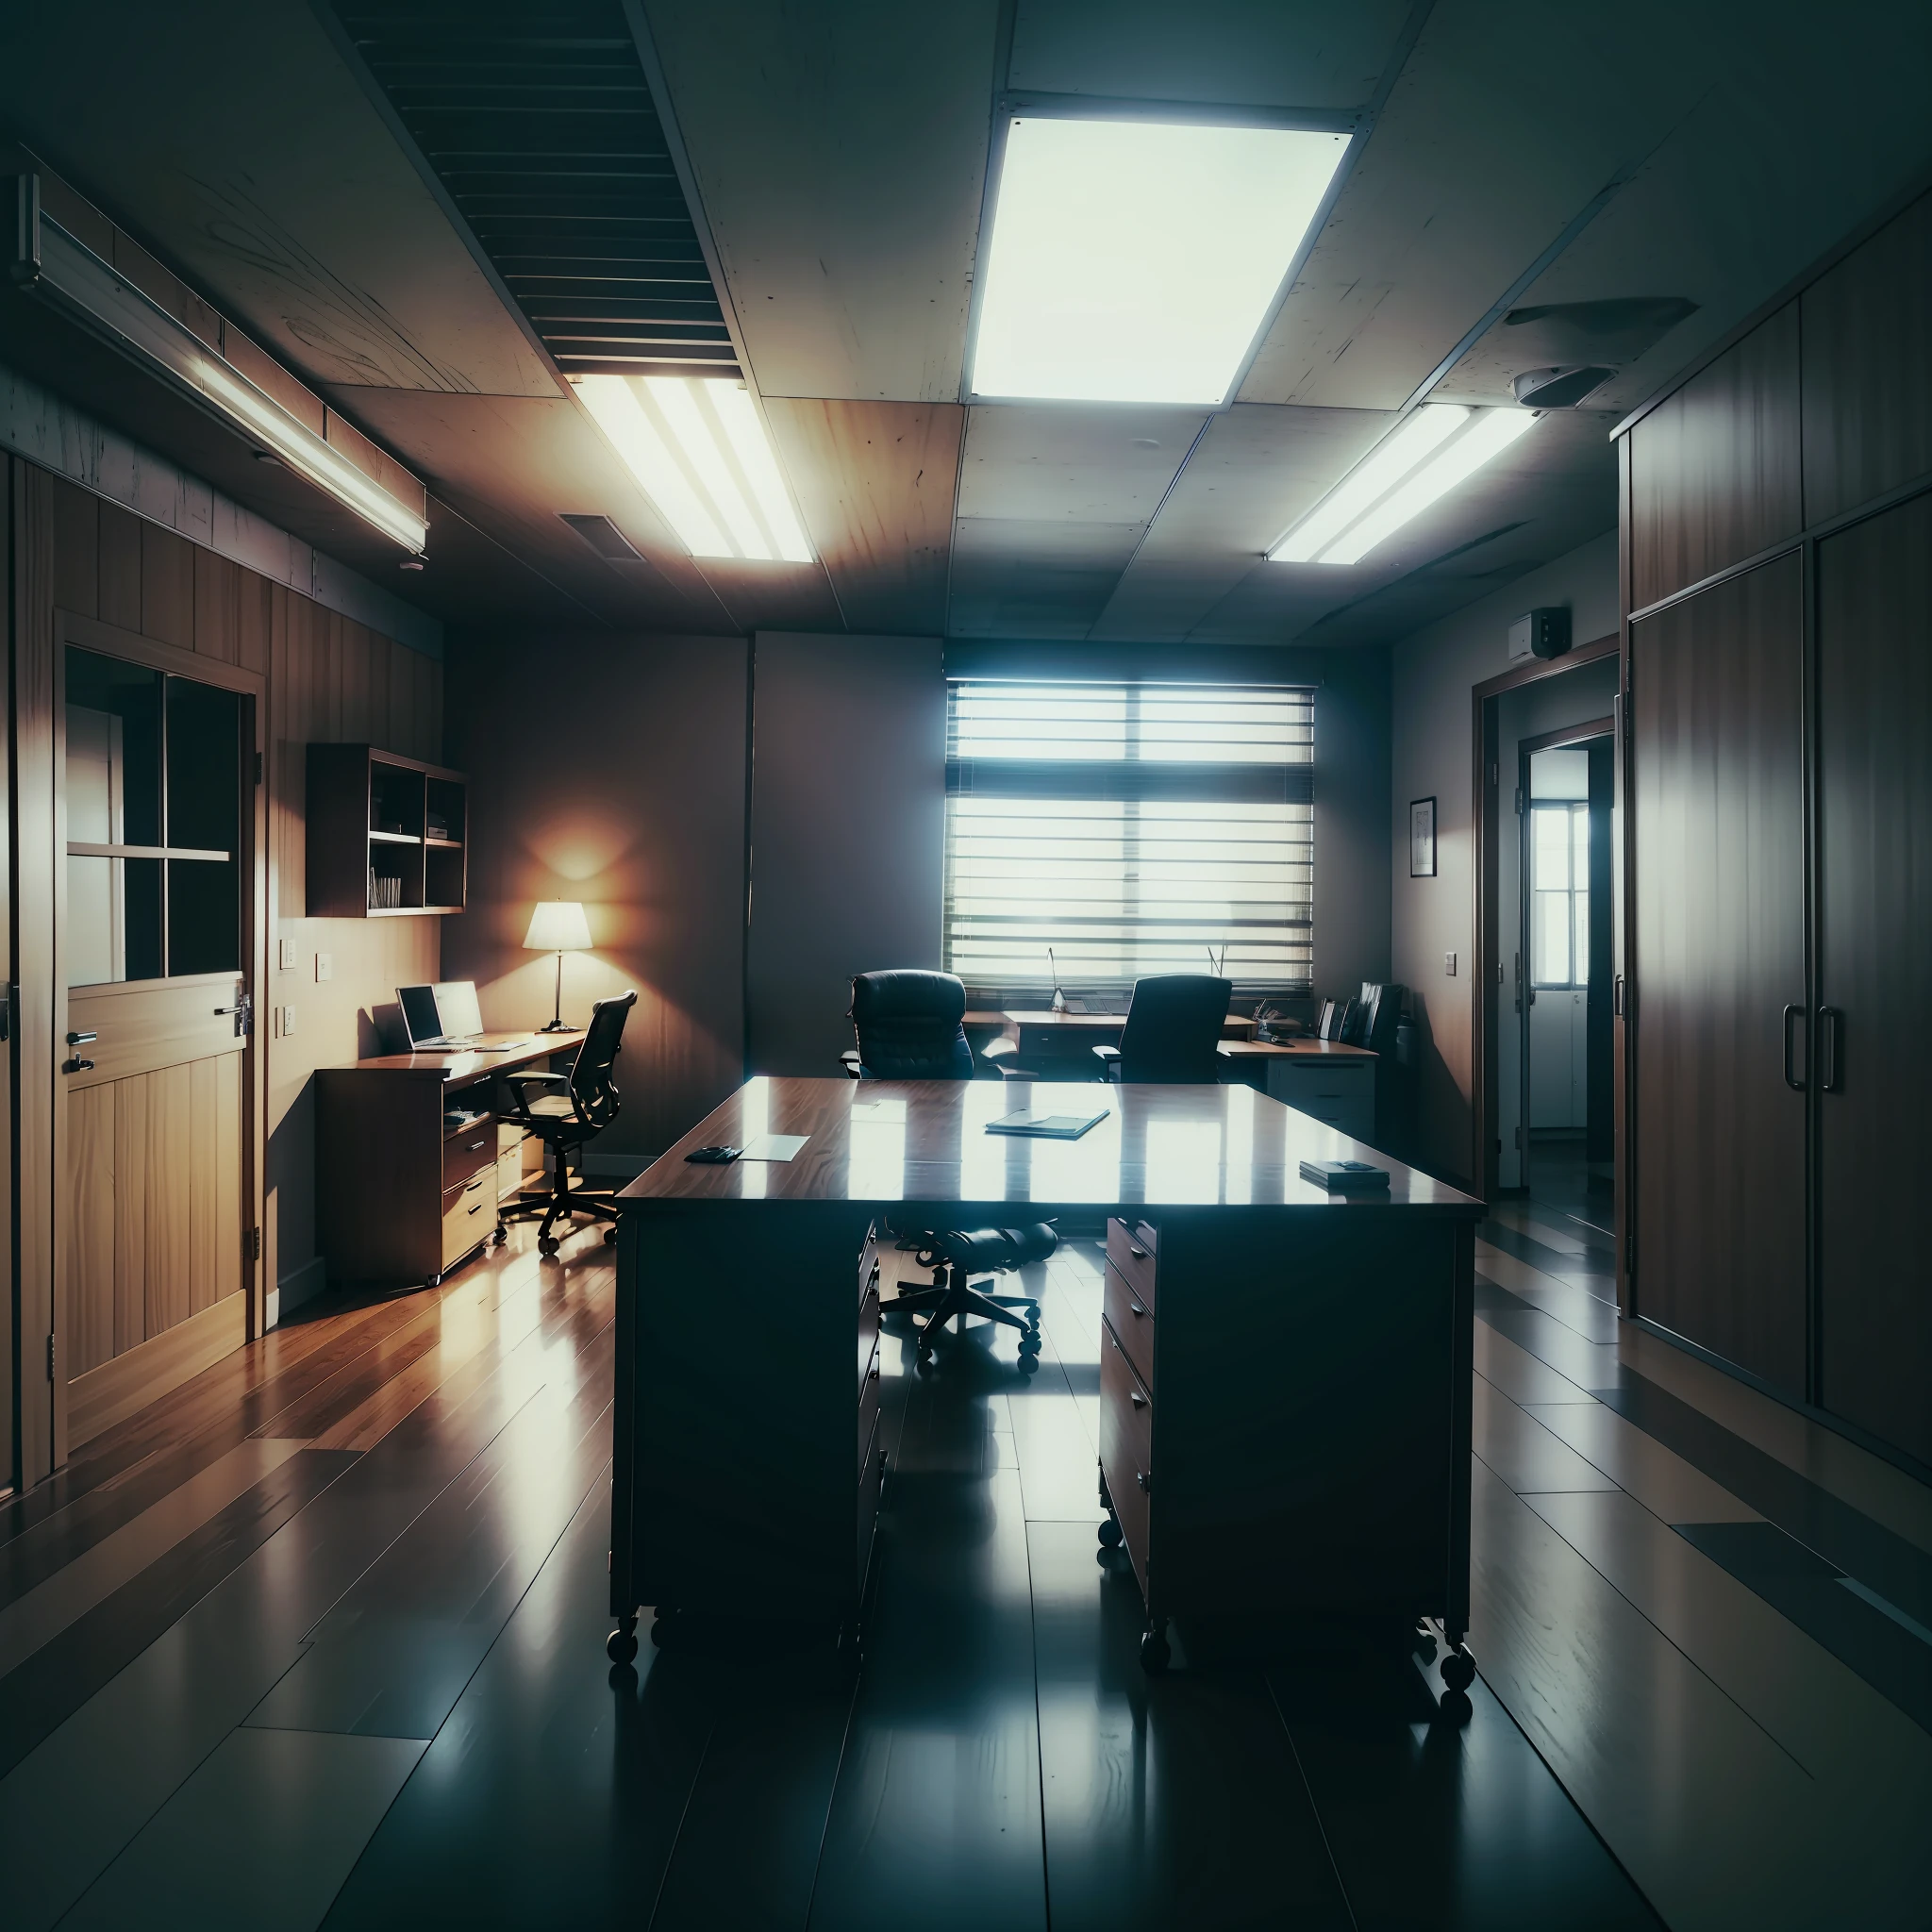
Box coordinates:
[1818,1008,1843,1093]
[1135,1471,1151,1493]
[467,1201,485,1217]
[1129,1389,1146,1408]
[1781,1004,1806,1091]
[1129,1301,1146,1319]
[1127,1244,1147,1259]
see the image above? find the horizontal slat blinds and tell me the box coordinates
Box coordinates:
[943,681,1314,991]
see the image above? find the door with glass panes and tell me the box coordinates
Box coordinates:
[54,623,261,1454]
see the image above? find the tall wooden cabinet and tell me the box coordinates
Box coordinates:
[1618,186,1932,1462]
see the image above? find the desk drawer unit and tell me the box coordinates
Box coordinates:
[444,1113,498,1191]
[1103,1259,1156,1391]
[1100,1320,1155,1594]
[441,1169,494,1268]
[1269,1058,1374,1141]
[1106,1216,1158,1312]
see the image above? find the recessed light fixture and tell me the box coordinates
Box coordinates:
[969,114,1351,407]
[574,375,813,563]
[1269,406,1540,566]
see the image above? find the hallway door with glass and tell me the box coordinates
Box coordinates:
[53,623,263,1455]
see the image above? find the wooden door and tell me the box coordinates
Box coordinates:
[1816,491,1932,1463]
[53,627,259,1453]
[1629,553,1807,1395]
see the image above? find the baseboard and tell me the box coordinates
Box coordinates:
[274,1255,330,1326]
[68,1292,247,1448]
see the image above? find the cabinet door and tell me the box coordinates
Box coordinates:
[1630,554,1807,1394]
[1817,492,1932,1463]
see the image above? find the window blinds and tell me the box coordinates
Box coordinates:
[942,680,1314,991]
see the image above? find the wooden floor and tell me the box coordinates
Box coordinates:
[0,1208,1927,1929]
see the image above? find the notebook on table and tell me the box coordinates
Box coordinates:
[987,1108,1110,1140]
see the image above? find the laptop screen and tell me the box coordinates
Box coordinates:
[397,983,443,1048]
[434,980,485,1041]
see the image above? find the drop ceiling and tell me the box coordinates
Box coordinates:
[0,0,1928,648]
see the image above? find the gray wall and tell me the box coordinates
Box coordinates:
[443,630,751,1165]
[746,632,946,1076]
[1389,530,1620,1185]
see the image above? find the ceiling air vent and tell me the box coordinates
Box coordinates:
[560,512,644,560]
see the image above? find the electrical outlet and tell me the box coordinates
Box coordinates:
[281,1005,297,1037]
[279,938,296,971]
[1444,951,1457,976]
[315,952,333,983]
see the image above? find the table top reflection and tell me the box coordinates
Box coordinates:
[620,1077,1481,1214]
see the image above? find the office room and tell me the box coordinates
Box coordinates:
[0,2,1927,1925]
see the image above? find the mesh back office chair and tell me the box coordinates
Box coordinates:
[1093,974,1232,1083]
[841,969,1046,1354]
[496,990,637,1255]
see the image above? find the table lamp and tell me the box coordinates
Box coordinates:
[525,900,591,1033]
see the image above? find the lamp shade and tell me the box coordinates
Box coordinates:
[523,901,592,953]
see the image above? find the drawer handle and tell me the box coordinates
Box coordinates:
[1135,1471,1151,1493]
[869,1363,879,1382]
[464,1138,487,1153]
[1127,1244,1147,1259]
[466,1201,486,1217]
[1129,1301,1146,1318]
[1129,1390,1146,1408]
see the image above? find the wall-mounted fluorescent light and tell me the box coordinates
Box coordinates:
[969,115,1351,407]
[10,183,428,555]
[574,374,813,563]
[1269,406,1539,566]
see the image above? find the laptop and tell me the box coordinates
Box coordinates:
[397,981,535,1054]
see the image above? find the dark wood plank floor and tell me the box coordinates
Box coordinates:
[2,1215,1925,1928]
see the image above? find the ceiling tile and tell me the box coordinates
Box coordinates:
[764,398,963,636]
[949,517,1143,637]
[1008,0,1410,109]
[956,405,1205,522]
[644,0,1001,402]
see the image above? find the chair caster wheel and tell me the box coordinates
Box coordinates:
[604,1227,619,1245]
[607,1623,639,1664]
[1098,1517,1123,1549]
[491,1224,508,1246]
[650,1611,677,1649]
[539,1236,559,1257]
[1438,1687,1473,1725]
[1441,1643,1476,1692]
[1140,1624,1171,1674]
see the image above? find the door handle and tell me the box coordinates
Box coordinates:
[1818,1008,1844,1093]
[66,1030,97,1045]
[1135,1471,1151,1493]
[1781,1004,1806,1091]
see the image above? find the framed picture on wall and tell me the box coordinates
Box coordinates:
[1409,796,1437,877]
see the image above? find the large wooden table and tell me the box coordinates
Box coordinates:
[608,1077,1482,1690]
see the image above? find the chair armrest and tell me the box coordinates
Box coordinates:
[840,1049,863,1078]
[1091,1043,1120,1061]
[506,1071,570,1088]
[980,1038,1017,1061]
[996,1064,1038,1079]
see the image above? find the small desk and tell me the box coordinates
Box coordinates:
[1218,1038,1377,1140]
[608,1076,1480,1681]
[316,1031,585,1288]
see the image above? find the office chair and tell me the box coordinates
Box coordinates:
[495,990,637,1255]
[1347,981,1405,1056]
[1093,974,1232,1082]
[841,969,981,1078]
[890,1222,1056,1357]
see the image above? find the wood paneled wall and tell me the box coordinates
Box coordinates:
[19,466,442,1406]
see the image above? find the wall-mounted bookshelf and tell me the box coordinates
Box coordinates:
[307,744,468,917]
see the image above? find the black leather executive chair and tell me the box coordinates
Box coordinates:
[1093,974,1232,1083]
[841,969,1047,1355]
[1347,981,1405,1056]
[841,969,976,1079]
[495,990,637,1255]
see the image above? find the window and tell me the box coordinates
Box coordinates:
[1529,801,1589,989]
[942,680,1313,992]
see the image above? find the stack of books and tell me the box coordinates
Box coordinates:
[366,869,405,910]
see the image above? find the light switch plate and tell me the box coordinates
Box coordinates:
[315,952,333,983]
[281,1005,297,1037]
[279,939,296,971]
[1444,952,1457,976]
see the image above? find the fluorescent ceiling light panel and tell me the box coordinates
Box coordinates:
[1269,407,1540,566]
[575,375,813,564]
[970,116,1350,406]
[16,206,428,554]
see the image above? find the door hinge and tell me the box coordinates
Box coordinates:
[46,1333,56,1382]
[247,1225,262,1262]
[1514,786,1524,815]
[254,749,263,786]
